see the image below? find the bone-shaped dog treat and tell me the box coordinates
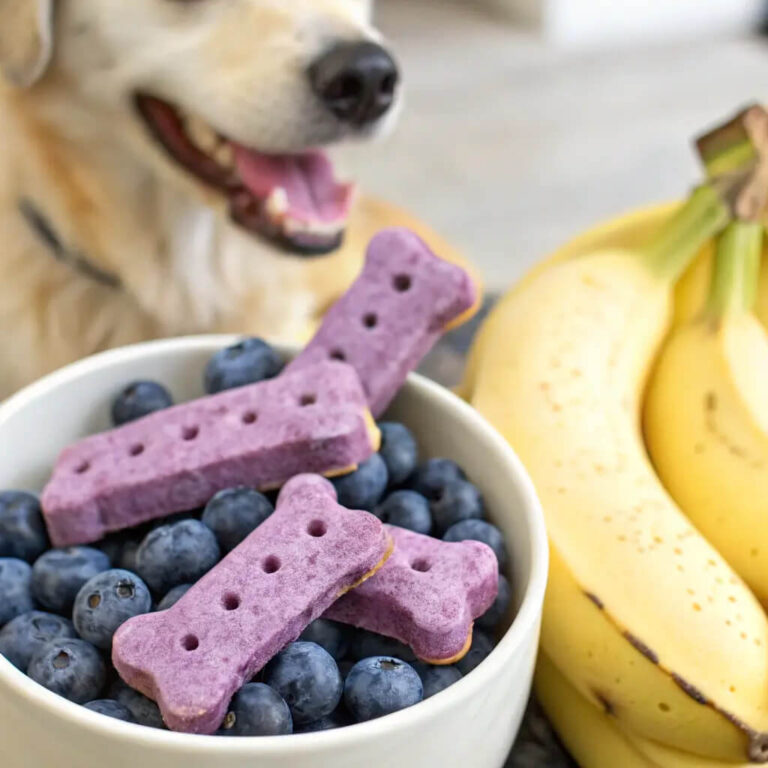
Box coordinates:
[42,362,379,547]
[324,525,499,664]
[112,475,392,734]
[285,228,479,417]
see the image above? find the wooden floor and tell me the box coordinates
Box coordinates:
[338,0,768,291]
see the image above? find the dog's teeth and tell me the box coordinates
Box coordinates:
[214,142,235,170]
[283,216,343,238]
[185,115,218,154]
[265,188,289,220]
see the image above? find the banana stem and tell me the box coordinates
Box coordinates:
[707,221,764,316]
[640,185,731,281]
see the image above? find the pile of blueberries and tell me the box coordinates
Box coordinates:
[0,339,511,736]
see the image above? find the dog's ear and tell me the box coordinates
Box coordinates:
[0,0,55,87]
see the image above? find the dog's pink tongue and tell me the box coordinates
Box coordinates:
[233,147,353,224]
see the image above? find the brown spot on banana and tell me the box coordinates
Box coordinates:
[590,688,615,716]
[672,673,710,705]
[703,391,763,467]
[583,591,604,610]
[623,632,660,665]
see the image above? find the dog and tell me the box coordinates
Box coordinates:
[0,0,464,398]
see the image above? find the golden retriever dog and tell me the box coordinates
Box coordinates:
[0,0,464,398]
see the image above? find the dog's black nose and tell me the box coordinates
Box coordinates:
[310,42,399,127]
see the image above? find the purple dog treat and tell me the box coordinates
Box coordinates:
[42,362,379,547]
[285,228,479,416]
[112,475,392,734]
[324,525,499,664]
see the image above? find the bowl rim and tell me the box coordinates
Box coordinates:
[0,334,548,755]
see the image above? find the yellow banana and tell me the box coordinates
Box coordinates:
[459,202,680,400]
[645,221,768,604]
[536,652,753,768]
[535,652,656,768]
[464,185,768,762]
[674,242,768,328]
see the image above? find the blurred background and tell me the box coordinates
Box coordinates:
[338,0,768,291]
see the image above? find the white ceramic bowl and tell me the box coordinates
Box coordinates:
[0,336,547,768]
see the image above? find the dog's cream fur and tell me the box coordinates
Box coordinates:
[0,0,464,398]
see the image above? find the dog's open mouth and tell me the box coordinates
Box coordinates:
[135,95,355,255]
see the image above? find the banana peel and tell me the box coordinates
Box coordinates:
[536,652,755,768]
[463,190,768,762]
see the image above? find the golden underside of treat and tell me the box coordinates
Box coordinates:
[420,624,475,666]
[364,411,382,452]
[322,463,358,480]
[443,264,484,333]
[338,533,395,597]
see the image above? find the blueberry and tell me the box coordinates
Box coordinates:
[111,381,173,426]
[0,491,49,562]
[204,338,283,394]
[0,558,34,626]
[117,535,143,573]
[109,679,165,728]
[351,630,416,663]
[263,642,342,725]
[73,570,152,649]
[377,423,418,486]
[443,520,508,570]
[455,631,494,675]
[431,480,484,534]
[135,519,220,595]
[344,657,423,722]
[409,459,466,501]
[94,534,123,564]
[295,708,351,733]
[202,487,273,553]
[219,683,292,736]
[28,638,105,704]
[476,574,511,632]
[375,491,432,535]
[299,620,350,661]
[156,583,192,611]
[332,454,388,511]
[412,662,462,698]
[337,660,355,681]
[32,547,110,615]
[0,611,76,670]
[84,699,136,722]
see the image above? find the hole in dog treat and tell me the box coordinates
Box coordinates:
[88,593,101,609]
[182,634,199,652]
[241,411,258,425]
[262,555,281,574]
[307,520,327,538]
[222,592,241,611]
[300,393,317,407]
[411,559,431,573]
[363,313,378,329]
[53,651,71,669]
[393,274,412,292]
[74,461,90,475]
[182,426,199,441]
[329,349,346,362]
[129,444,145,457]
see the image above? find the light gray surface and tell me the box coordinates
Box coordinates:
[338,0,768,292]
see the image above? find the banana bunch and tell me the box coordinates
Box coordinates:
[463,105,768,766]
